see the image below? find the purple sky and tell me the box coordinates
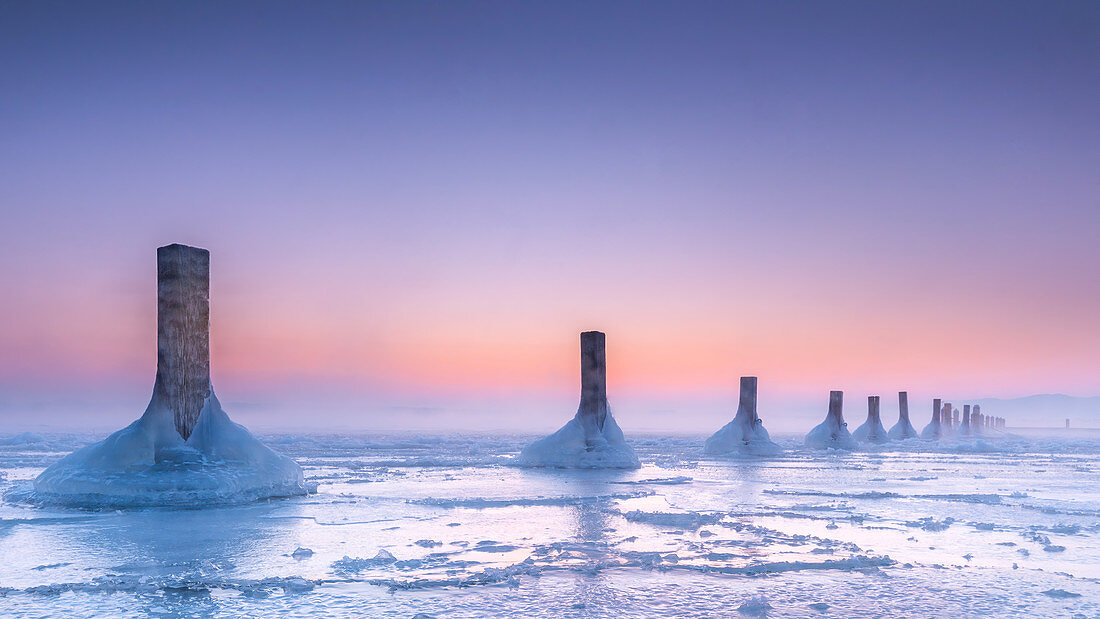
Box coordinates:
[1,2,1098,432]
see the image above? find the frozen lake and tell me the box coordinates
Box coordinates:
[1,431,1098,617]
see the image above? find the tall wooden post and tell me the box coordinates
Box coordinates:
[578,331,609,435]
[155,244,211,440]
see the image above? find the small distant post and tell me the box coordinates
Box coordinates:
[739,376,759,425]
[155,244,211,440]
[962,404,971,433]
[898,391,909,422]
[829,390,844,424]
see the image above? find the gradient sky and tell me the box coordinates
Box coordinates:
[1,1,1098,432]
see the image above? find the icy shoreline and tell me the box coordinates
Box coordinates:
[1,430,1099,617]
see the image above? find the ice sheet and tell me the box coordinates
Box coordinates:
[2,430,1099,617]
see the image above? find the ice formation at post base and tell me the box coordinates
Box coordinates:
[852,396,890,444]
[940,403,958,438]
[516,331,639,468]
[887,392,919,439]
[32,244,305,507]
[805,391,858,449]
[33,390,306,508]
[514,408,639,468]
[704,377,780,456]
[920,398,943,440]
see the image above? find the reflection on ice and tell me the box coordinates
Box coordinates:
[1,429,1099,617]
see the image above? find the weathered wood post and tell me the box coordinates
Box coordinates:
[805,390,857,448]
[739,376,759,426]
[921,397,943,439]
[704,375,779,454]
[854,394,889,443]
[888,391,918,439]
[828,390,844,426]
[154,244,211,440]
[577,331,609,438]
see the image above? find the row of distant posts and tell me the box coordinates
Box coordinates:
[814,389,1004,444]
[148,246,1015,448]
[151,241,1014,446]
[926,398,1005,437]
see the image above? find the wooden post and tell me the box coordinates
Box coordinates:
[578,331,609,434]
[155,244,211,440]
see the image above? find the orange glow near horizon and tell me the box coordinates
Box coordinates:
[5,273,1095,405]
[3,0,1099,432]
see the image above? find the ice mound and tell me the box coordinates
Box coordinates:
[919,421,941,440]
[32,244,305,508]
[33,390,306,508]
[852,419,888,443]
[958,405,977,437]
[515,331,639,469]
[805,418,857,450]
[888,417,919,440]
[852,396,889,444]
[706,418,780,456]
[920,399,944,440]
[805,391,857,450]
[514,409,639,468]
[887,392,919,439]
[705,377,780,456]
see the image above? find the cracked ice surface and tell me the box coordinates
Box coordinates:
[2,431,1100,617]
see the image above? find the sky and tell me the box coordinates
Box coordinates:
[1,1,1098,433]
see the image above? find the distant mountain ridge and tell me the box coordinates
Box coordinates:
[970,394,1100,428]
